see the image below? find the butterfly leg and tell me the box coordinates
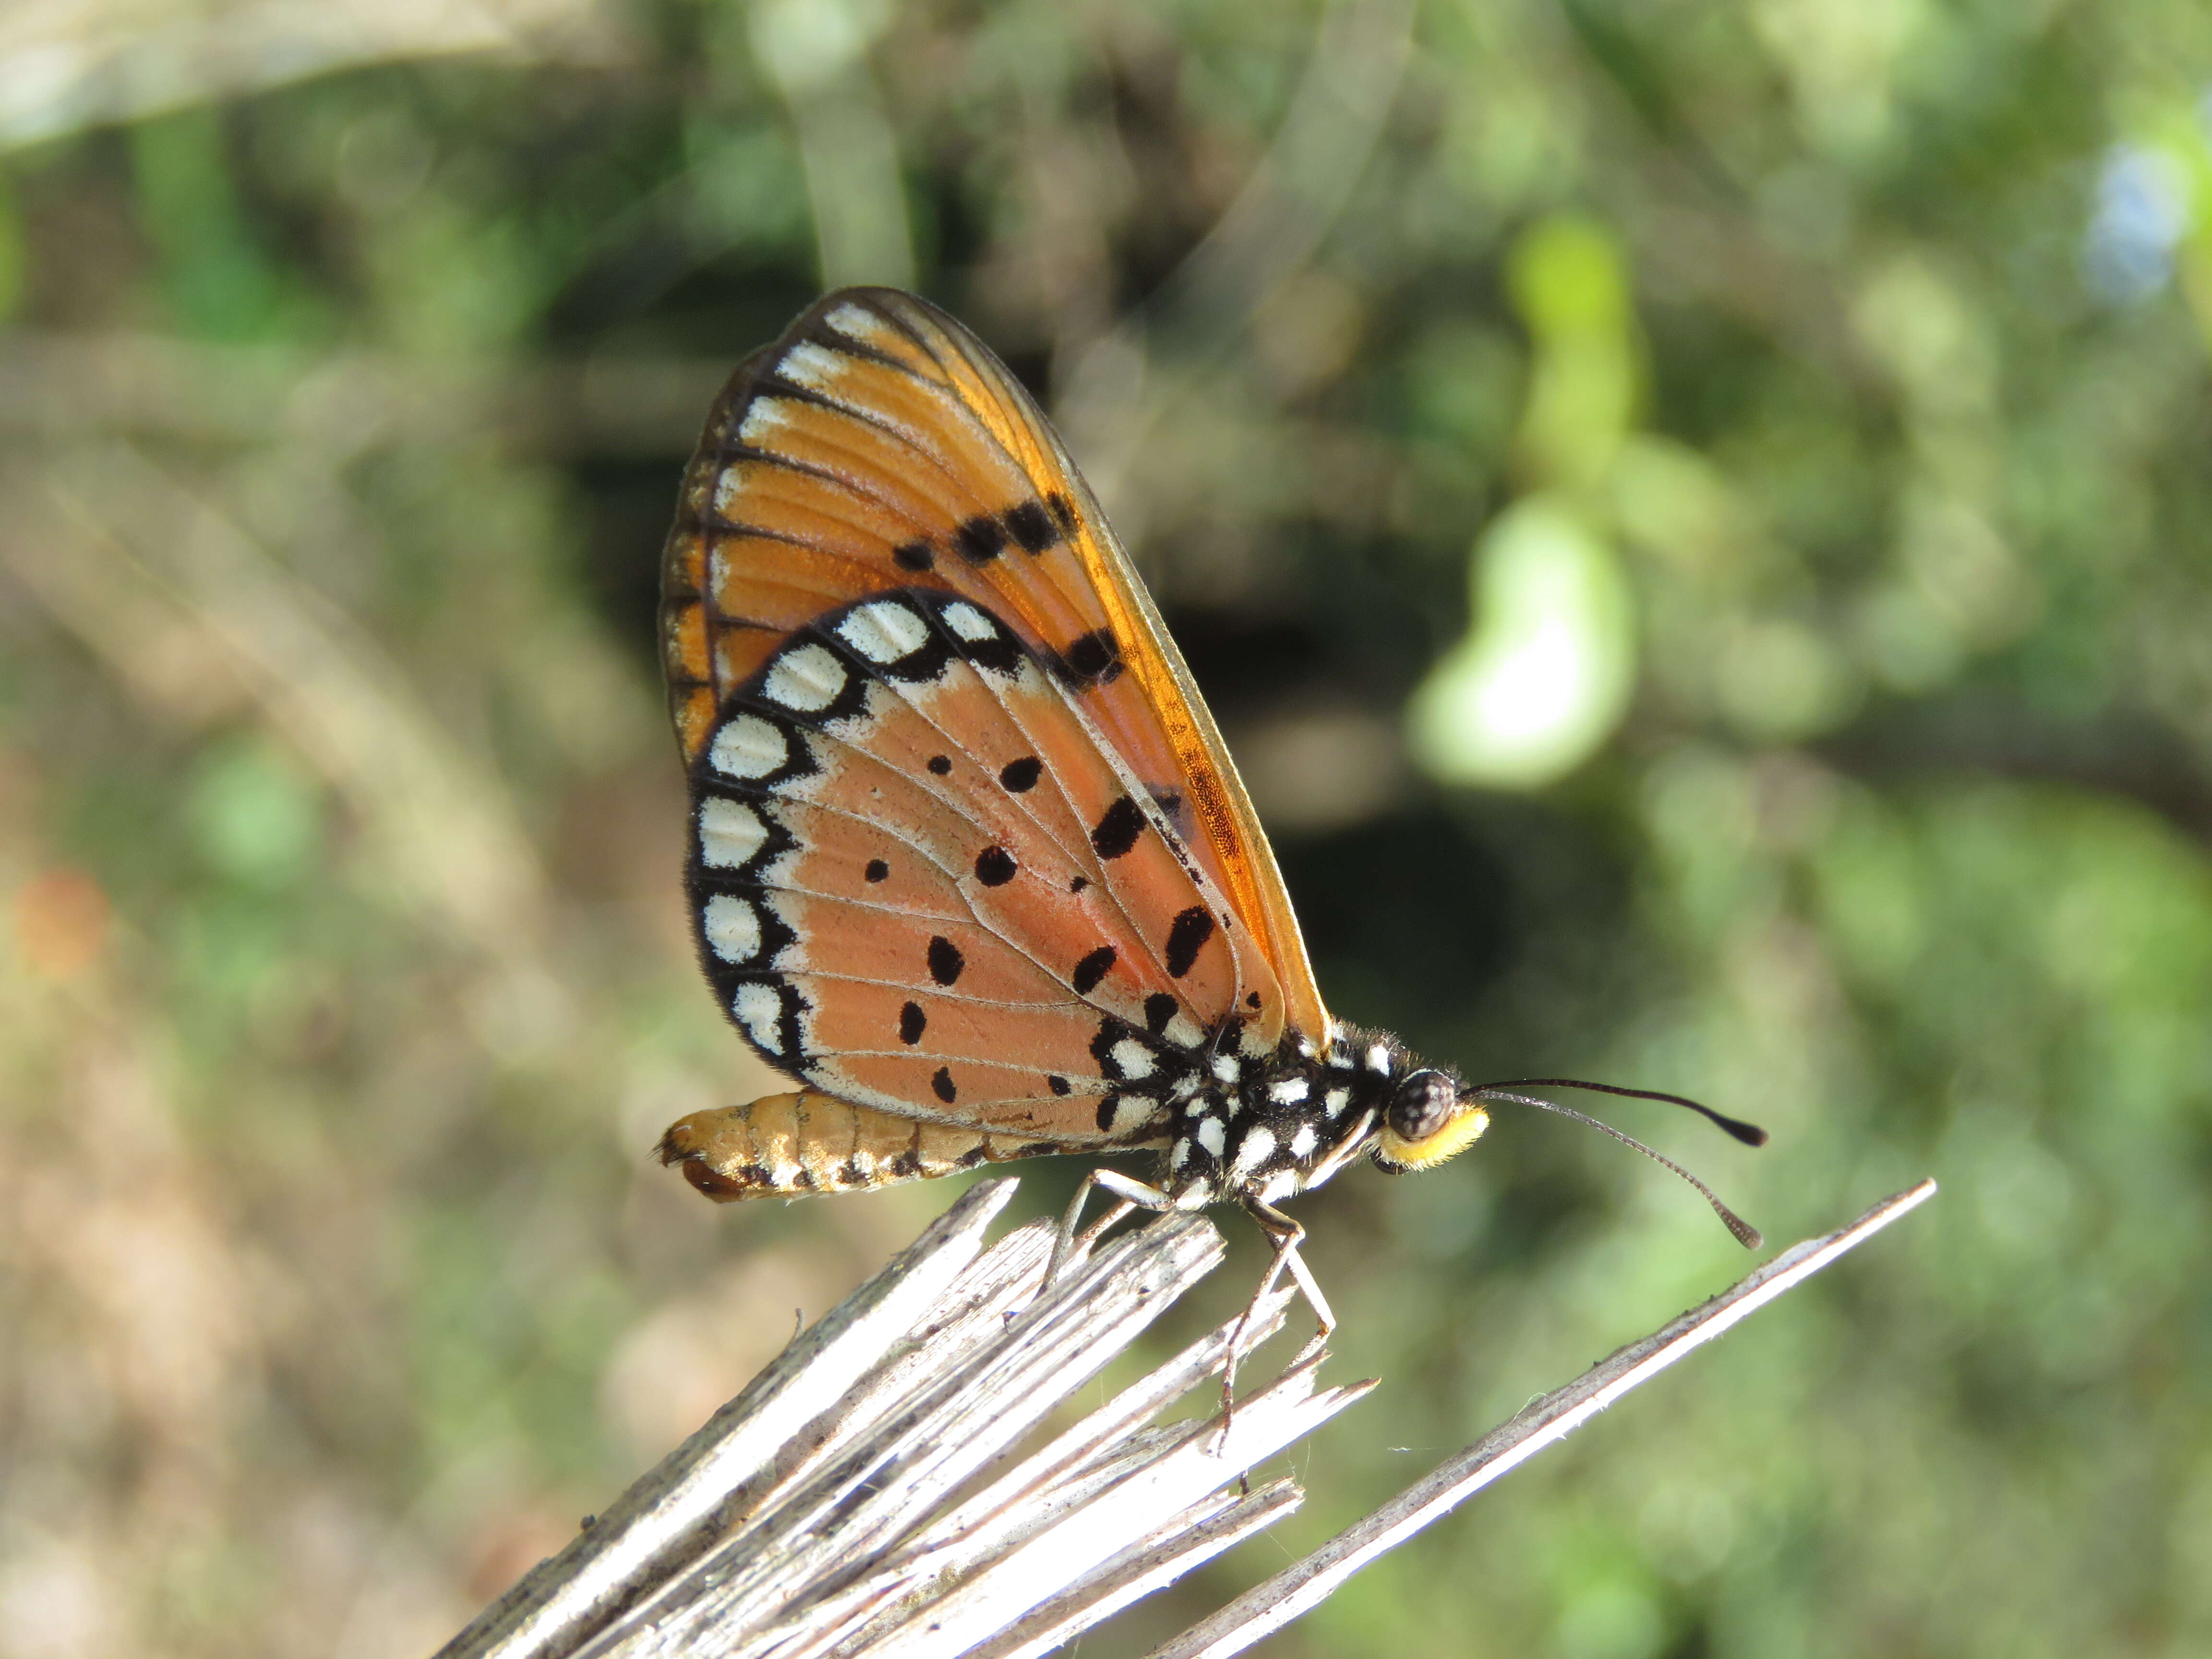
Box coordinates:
[1047,1167,1173,1285]
[1217,1197,1337,1439]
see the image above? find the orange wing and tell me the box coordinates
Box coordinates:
[661,289,1327,1048]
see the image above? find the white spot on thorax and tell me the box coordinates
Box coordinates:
[837,601,930,664]
[1110,1039,1156,1080]
[1289,1123,1319,1159]
[731,982,788,1055]
[941,601,997,642]
[1170,1138,1192,1170]
[764,643,848,712]
[1324,1086,1352,1116]
[1232,1125,1277,1175]
[1196,1118,1226,1158]
[703,895,763,963]
[698,796,768,868]
[1296,1038,1314,1059]
[1269,1077,1310,1106]
[711,715,787,779]
[1210,1055,1241,1084]
[1365,1043,1392,1074]
[1169,1071,1203,1101]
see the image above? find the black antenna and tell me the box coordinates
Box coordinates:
[1468,1084,1766,1250]
[1481,1077,1768,1146]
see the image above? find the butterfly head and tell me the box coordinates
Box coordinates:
[1371,1065,1491,1172]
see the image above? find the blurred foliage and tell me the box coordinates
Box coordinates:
[4,0,2212,1656]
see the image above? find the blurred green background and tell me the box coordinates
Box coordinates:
[5,0,2212,1654]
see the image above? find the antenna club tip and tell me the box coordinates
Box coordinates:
[1735,1123,1771,1148]
[1736,1224,1765,1250]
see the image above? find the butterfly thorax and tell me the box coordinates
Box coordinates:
[1155,1022,1420,1209]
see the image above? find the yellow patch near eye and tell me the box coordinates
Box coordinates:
[1375,1105,1491,1170]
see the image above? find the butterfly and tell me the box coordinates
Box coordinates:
[655,289,1763,1329]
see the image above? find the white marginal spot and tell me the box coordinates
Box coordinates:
[713,472,743,516]
[732,982,788,1056]
[703,895,763,963]
[1164,1014,1206,1049]
[1232,1125,1277,1175]
[1171,1138,1192,1170]
[837,601,930,664]
[764,643,848,713]
[823,301,892,344]
[1111,1039,1156,1081]
[1365,1043,1393,1074]
[1269,1077,1310,1106]
[1289,1123,1319,1159]
[1324,1086,1352,1116]
[778,339,850,393]
[1240,1023,1271,1058]
[711,714,788,780]
[942,601,997,642]
[698,796,768,868]
[1196,1118,1226,1159]
[1210,1055,1241,1085]
[737,398,795,445]
[1108,1096,1159,1133]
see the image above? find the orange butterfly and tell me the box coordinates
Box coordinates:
[656,289,1761,1325]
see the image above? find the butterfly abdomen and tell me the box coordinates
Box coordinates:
[658,1091,1063,1202]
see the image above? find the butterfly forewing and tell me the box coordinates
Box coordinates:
[664,291,1326,1021]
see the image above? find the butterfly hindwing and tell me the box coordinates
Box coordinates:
[685,589,1273,1143]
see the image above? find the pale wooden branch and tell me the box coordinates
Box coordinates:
[434,1176,1936,1659]
[436,1177,1368,1659]
[1146,1178,1942,1659]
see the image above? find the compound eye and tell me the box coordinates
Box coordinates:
[1386,1070,1457,1142]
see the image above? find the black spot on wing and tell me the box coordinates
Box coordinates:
[998,755,1042,793]
[1055,628,1124,690]
[1004,498,1062,553]
[1165,907,1215,978]
[927,754,952,775]
[932,1066,957,1103]
[893,539,934,570]
[1047,1074,1070,1096]
[927,936,964,986]
[866,859,889,883]
[1143,992,1180,1037]
[1046,492,1079,534]
[1069,875,1090,893]
[899,1000,926,1044]
[953,515,1009,562]
[1091,795,1145,860]
[1071,945,1117,996]
[974,846,1017,886]
[1094,1098,1116,1131]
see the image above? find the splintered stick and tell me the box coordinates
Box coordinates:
[432,1177,1935,1659]
[1146,1179,1940,1659]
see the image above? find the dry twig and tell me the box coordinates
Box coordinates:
[435,1177,1936,1659]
